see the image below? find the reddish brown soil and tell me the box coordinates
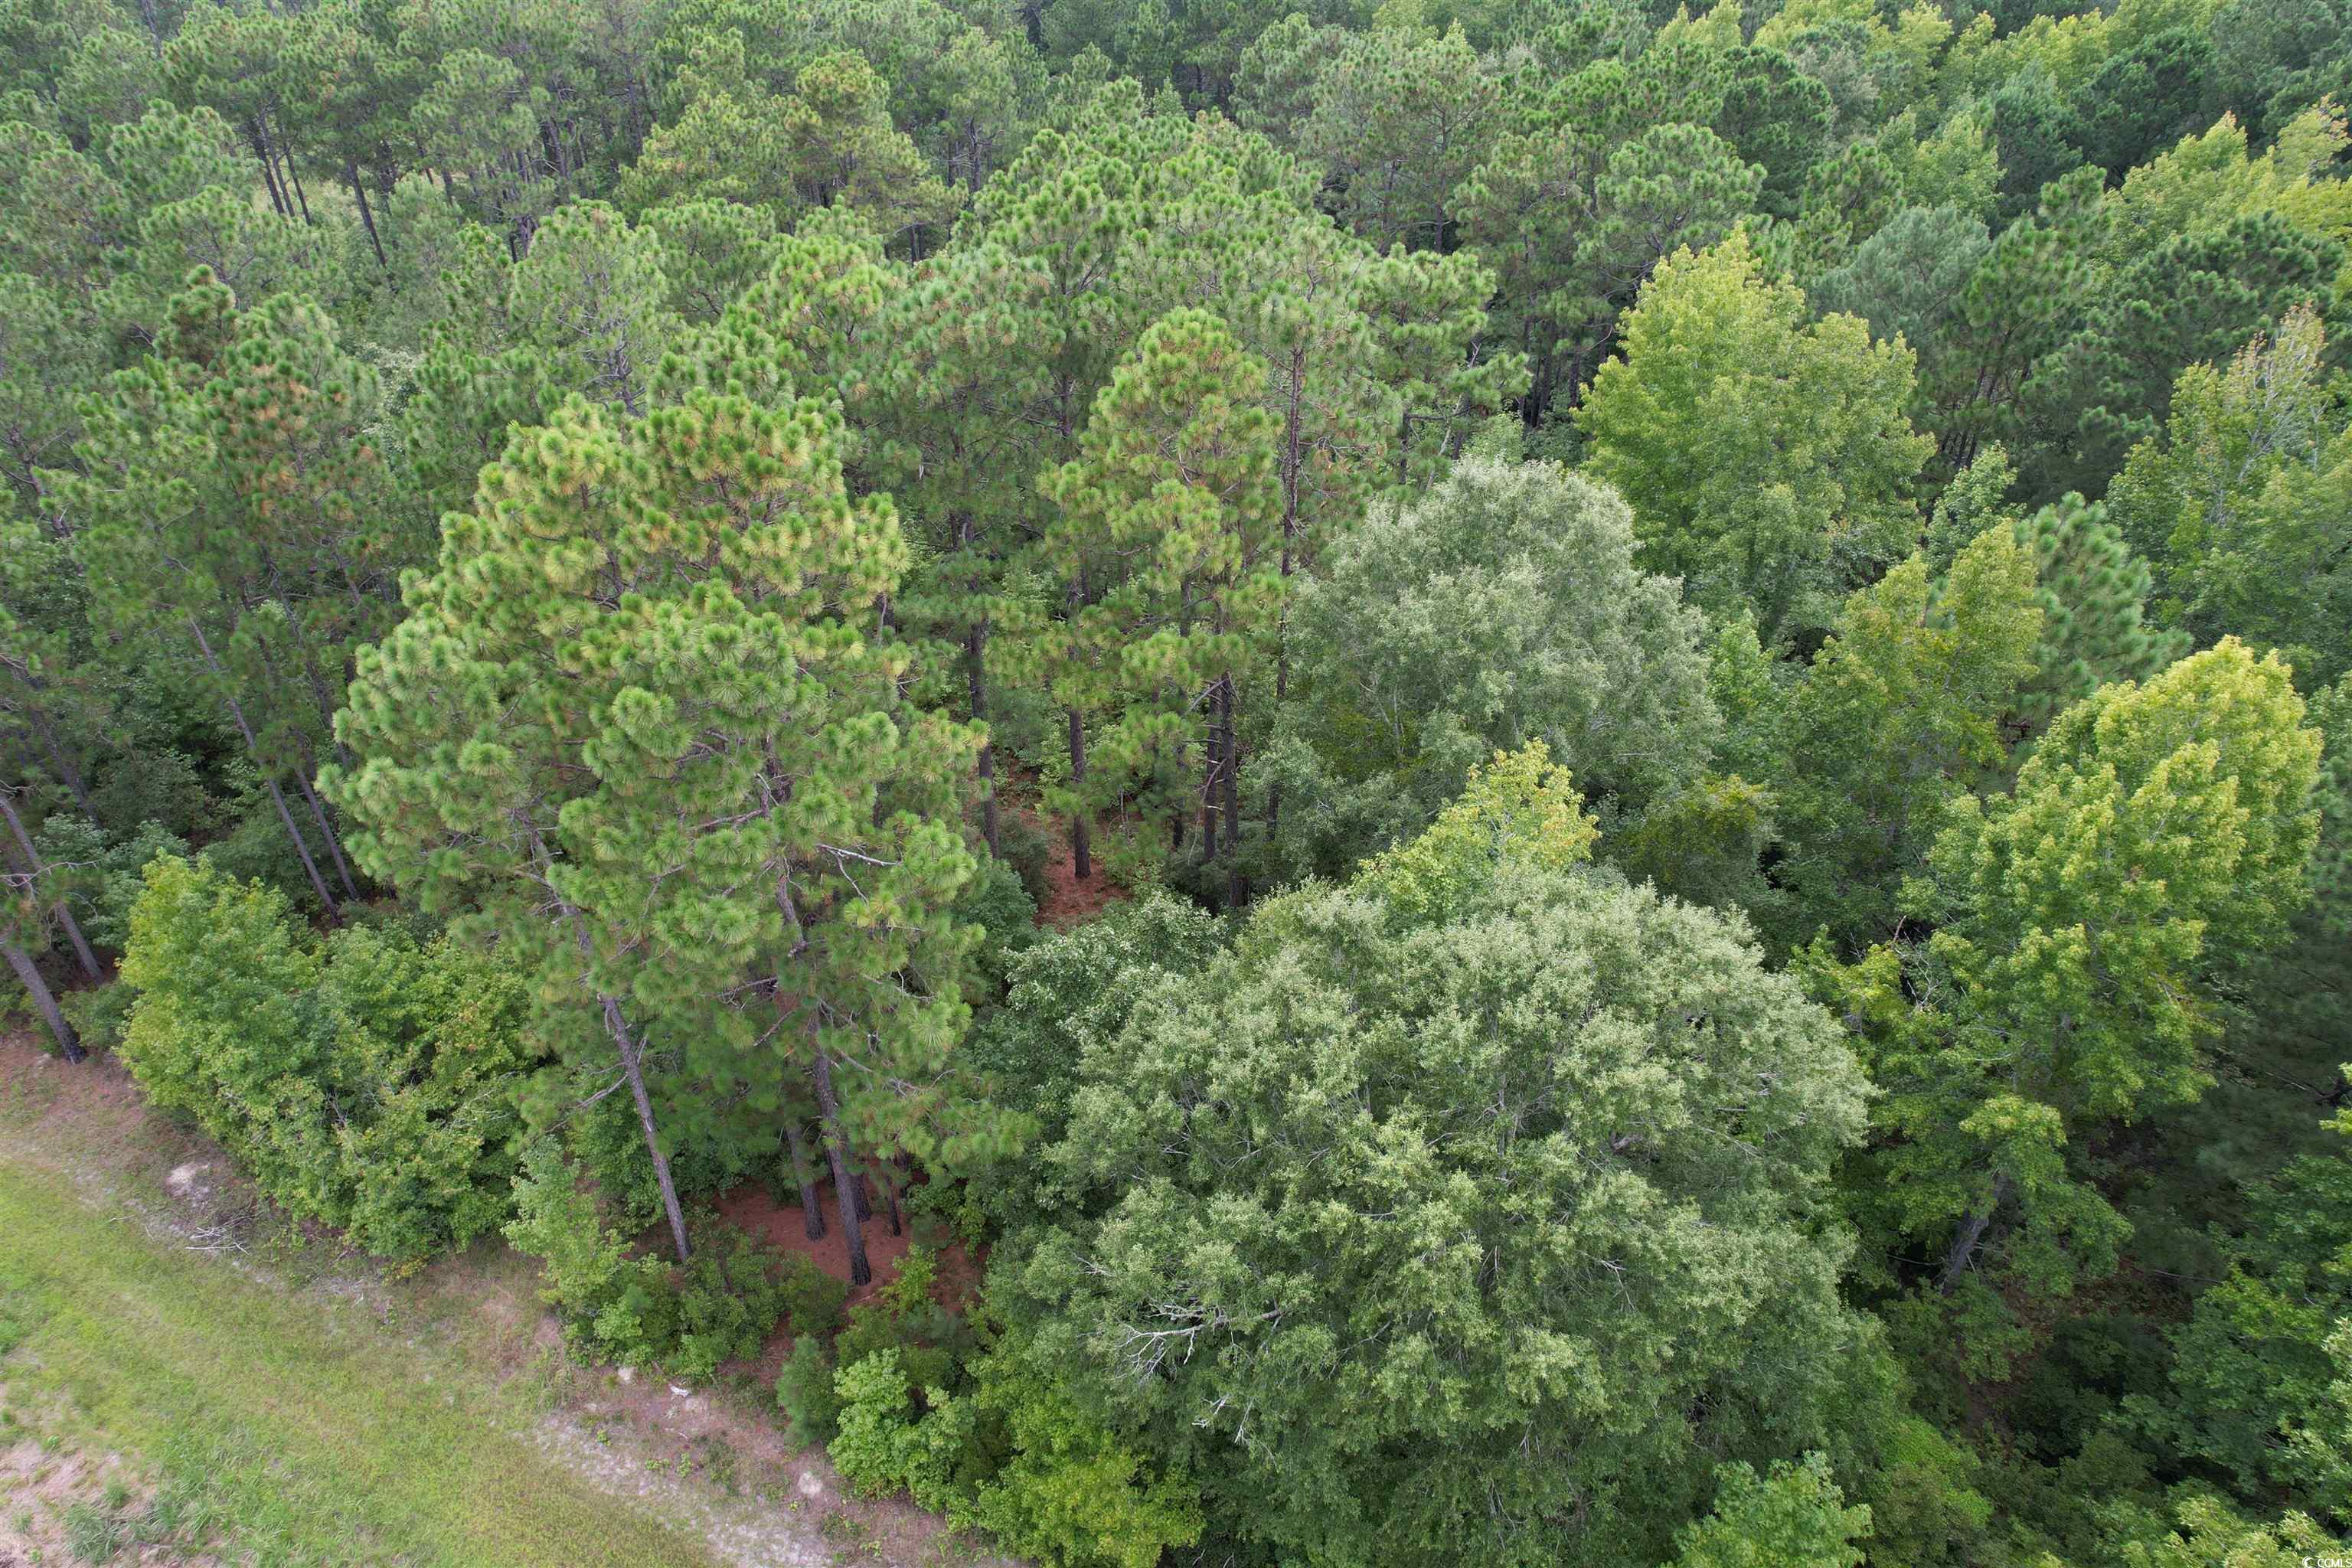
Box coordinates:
[714,1178,913,1309]
[0,1030,154,1129]
[712,1180,982,1308]
[1037,834,1125,928]
[1016,802,1129,930]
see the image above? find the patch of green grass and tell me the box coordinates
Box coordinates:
[63,1498,128,1563]
[0,1160,715,1567]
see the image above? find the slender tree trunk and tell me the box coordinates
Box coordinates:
[267,777,338,914]
[883,1174,903,1238]
[812,1050,871,1286]
[784,1117,825,1241]
[0,791,98,978]
[5,941,80,1062]
[186,619,338,916]
[1220,676,1243,909]
[1199,701,1220,863]
[968,626,998,858]
[609,998,691,1264]
[1939,1174,2011,1295]
[292,760,361,903]
[278,114,314,224]
[58,907,99,980]
[24,704,92,812]
[349,161,388,267]
[250,119,289,217]
[534,818,686,1261]
[1067,705,1090,881]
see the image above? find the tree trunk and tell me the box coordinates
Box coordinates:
[784,1117,825,1241]
[57,908,100,981]
[0,791,98,978]
[5,941,81,1063]
[292,763,361,903]
[279,114,314,224]
[969,626,998,859]
[250,119,289,217]
[1199,701,1220,863]
[812,1051,871,1287]
[534,816,684,1261]
[24,704,92,812]
[1938,1175,2011,1295]
[609,998,691,1264]
[266,777,338,916]
[349,161,388,267]
[883,1174,903,1238]
[1067,705,1089,880]
[186,618,338,917]
[1220,676,1244,909]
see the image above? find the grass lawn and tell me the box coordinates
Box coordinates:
[0,1154,717,1566]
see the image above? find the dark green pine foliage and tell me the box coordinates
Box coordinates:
[326,384,988,1282]
[2026,212,2344,501]
[60,273,418,918]
[2009,494,2188,733]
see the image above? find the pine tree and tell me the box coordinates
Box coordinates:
[326,387,985,1279]
[1038,309,1283,906]
[2009,493,2187,731]
[60,275,414,916]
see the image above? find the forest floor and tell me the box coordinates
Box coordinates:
[0,1035,1012,1568]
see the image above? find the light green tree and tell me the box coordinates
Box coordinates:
[1772,524,2044,956]
[1574,230,1929,642]
[2108,305,2352,691]
[1810,640,2322,1306]
[1665,1454,1871,1568]
[1272,456,1717,880]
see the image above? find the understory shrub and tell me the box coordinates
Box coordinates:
[779,1253,851,1339]
[505,1142,793,1378]
[828,1334,1203,1568]
[118,855,538,1265]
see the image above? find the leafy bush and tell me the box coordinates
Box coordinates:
[506,1144,790,1377]
[84,744,214,844]
[776,1333,846,1445]
[197,795,335,919]
[34,816,189,952]
[828,1334,1204,1568]
[118,856,541,1265]
[995,812,1057,906]
[831,1349,971,1510]
[779,1253,851,1338]
[956,856,1039,993]
[668,1230,789,1380]
[58,979,135,1056]
[955,1343,1204,1568]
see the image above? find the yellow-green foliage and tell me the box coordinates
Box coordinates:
[1359,742,1596,923]
[119,855,538,1265]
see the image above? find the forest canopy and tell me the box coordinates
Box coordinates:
[2,0,2350,1563]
